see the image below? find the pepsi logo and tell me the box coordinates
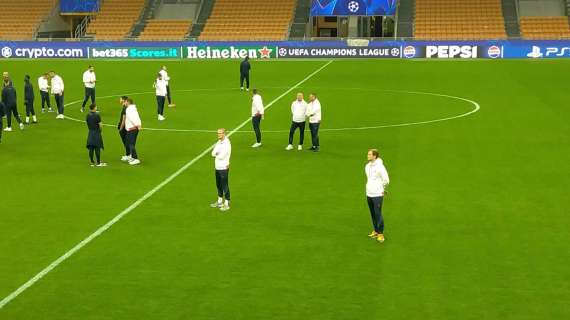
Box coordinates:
[403,46,416,58]
[487,46,501,59]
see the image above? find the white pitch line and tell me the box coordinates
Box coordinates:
[63,89,480,134]
[0,60,333,310]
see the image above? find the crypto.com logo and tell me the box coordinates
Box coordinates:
[1,47,13,58]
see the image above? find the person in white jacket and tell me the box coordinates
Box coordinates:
[81,65,96,113]
[124,98,142,165]
[286,93,308,151]
[251,88,264,148]
[307,93,322,152]
[154,73,168,121]
[49,71,65,119]
[365,149,390,243]
[210,128,232,212]
[38,73,52,113]
[159,65,175,107]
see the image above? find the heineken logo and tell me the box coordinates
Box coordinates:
[185,46,276,59]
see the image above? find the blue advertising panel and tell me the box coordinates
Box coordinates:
[60,0,100,13]
[311,0,398,16]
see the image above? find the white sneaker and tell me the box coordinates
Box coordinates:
[19,123,24,130]
[168,103,176,107]
[210,201,222,208]
[25,117,30,124]
[285,144,293,151]
[48,108,54,113]
[4,127,12,132]
[129,159,141,165]
[246,88,249,92]
[219,204,230,212]
[121,155,130,162]
[240,87,244,91]
[56,114,64,119]
[32,116,37,123]
[252,142,262,148]
[158,115,165,121]
[297,145,303,151]
[96,162,108,167]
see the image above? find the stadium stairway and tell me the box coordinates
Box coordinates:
[398,0,415,38]
[189,0,216,39]
[290,0,311,39]
[501,0,520,38]
[131,0,162,38]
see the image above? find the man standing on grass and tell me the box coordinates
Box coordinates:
[118,96,130,162]
[38,73,52,113]
[124,98,142,165]
[307,93,322,152]
[240,56,251,91]
[159,66,175,107]
[81,65,96,113]
[24,75,37,124]
[365,149,390,243]
[286,93,308,151]
[251,88,264,148]
[85,104,106,167]
[2,81,24,132]
[210,128,231,212]
[154,73,167,121]
[0,101,4,142]
[50,71,65,119]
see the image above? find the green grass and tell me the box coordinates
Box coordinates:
[0,59,568,319]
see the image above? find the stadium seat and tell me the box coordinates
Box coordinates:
[520,16,570,40]
[138,20,193,41]
[199,0,296,41]
[414,0,507,40]
[0,0,56,40]
[87,0,146,41]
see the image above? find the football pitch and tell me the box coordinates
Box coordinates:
[0,58,568,319]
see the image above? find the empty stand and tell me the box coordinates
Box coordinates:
[199,0,296,41]
[0,0,56,40]
[87,0,146,41]
[520,16,570,39]
[414,0,508,40]
[138,19,193,40]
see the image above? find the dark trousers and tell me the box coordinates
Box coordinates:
[5,105,22,127]
[82,87,96,109]
[215,169,230,200]
[0,116,3,142]
[25,100,35,117]
[252,115,262,143]
[166,85,172,104]
[309,122,320,148]
[288,121,305,145]
[40,91,51,109]
[54,94,64,114]
[156,96,166,115]
[367,196,384,233]
[240,73,250,89]
[88,147,101,164]
[126,129,139,159]
[119,129,128,155]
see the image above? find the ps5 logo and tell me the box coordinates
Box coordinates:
[527,46,570,58]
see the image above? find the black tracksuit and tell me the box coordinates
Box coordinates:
[24,80,35,117]
[240,59,251,89]
[2,85,22,127]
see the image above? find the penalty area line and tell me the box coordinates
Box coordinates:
[0,60,333,310]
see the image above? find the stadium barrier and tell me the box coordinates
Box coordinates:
[1,40,570,59]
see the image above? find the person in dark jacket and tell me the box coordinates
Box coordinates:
[240,56,251,91]
[86,104,106,167]
[118,96,130,162]
[24,75,37,124]
[2,81,24,131]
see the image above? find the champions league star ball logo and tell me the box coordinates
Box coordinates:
[390,48,400,57]
[347,1,359,13]
[1,47,13,58]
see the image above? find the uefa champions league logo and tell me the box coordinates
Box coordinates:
[348,1,359,13]
[1,47,13,58]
